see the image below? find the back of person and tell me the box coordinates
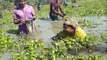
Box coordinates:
[50,0,60,19]
[50,0,65,21]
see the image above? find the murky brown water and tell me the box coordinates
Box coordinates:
[30,16,107,60]
[34,16,107,42]
[77,16,107,34]
[0,16,107,60]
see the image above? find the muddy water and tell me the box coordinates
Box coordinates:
[0,52,11,60]
[0,16,107,60]
[77,16,107,34]
[77,16,107,60]
[34,16,107,42]
[32,19,64,48]
[33,20,63,41]
[34,16,107,60]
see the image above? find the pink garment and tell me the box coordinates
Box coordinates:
[13,4,35,34]
[14,4,35,20]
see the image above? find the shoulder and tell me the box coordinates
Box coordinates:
[26,5,33,9]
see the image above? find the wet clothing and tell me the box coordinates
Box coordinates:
[50,0,64,21]
[13,4,35,34]
[52,27,86,40]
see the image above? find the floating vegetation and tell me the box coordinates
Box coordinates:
[0,0,107,60]
[78,19,103,28]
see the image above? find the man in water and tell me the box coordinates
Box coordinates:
[50,0,66,21]
[13,0,36,35]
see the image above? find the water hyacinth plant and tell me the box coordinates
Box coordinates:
[0,0,107,60]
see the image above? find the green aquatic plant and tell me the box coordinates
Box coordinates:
[0,0,106,59]
[52,32,102,53]
[0,31,13,57]
[101,32,107,41]
[11,38,46,60]
[78,19,103,28]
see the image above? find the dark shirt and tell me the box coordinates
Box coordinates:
[50,0,62,16]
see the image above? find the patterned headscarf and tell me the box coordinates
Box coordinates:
[63,17,79,28]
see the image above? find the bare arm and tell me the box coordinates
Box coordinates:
[59,3,64,15]
[58,3,66,17]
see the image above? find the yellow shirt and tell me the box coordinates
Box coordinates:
[53,27,86,40]
[75,27,86,39]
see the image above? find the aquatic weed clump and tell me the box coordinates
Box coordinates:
[52,32,103,52]
[78,19,103,28]
[0,30,13,56]
[51,36,103,60]
[101,32,107,41]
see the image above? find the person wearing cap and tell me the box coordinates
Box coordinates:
[13,0,36,35]
[52,17,86,40]
[50,0,66,21]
